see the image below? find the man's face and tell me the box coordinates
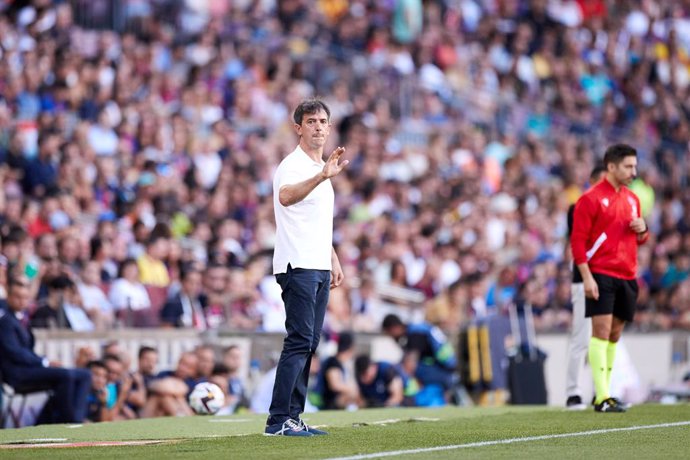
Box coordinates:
[196,348,215,377]
[91,366,108,391]
[7,279,31,313]
[386,325,405,340]
[359,364,377,385]
[205,267,227,293]
[139,351,158,375]
[223,348,241,372]
[296,109,330,150]
[105,359,124,383]
[609,156,637,186]
[182,271,203,297]
[176,354,198,379]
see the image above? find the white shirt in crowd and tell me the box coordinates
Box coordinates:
[108,278,152,311]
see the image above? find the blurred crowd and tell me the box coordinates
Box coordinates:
[73,341,253,421]
[0,0,690,341]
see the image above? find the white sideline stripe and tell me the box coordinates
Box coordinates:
[327,421,690,460]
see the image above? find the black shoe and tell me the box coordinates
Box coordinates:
[264,419,314,436]
[610,397,632,410]
[296,419,328,435]
[594,397,626,413]
[566,395,587,411]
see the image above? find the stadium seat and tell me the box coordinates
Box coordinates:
[0,368,52,428]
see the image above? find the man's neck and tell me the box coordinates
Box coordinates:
[299,141,324,163]
[605,175,621,192]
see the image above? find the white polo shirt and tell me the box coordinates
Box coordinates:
[273,145,334,274]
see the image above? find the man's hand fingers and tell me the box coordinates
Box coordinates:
[331,146,345,159]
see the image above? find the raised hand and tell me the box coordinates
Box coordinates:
[322,146,349,179]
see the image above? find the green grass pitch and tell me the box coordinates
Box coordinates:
[1,404,688,459]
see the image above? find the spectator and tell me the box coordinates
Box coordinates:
[102,353,136,420]
[221,344,248,413]
[85,360,112,423]
[108,258,152,325]
[195,344,216,382]
[354,355,405,408]
[316,332,360,410]
[381,313,457,402]
[31,274,94,331]
[156,351,199,395]
[134,345,159,389]
[137,233,171,288]
[160,266,206,329]
[76,259,114,330]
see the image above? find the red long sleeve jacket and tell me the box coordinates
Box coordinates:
[571,178,649,280]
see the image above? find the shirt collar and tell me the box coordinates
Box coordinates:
[295,145,324,166]
[602,177,620,193]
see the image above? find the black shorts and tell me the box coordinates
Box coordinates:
[585,273,638,322]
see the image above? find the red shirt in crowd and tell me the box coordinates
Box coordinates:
[571,178,649,280]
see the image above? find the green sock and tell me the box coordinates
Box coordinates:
[606,341,618,391]
[589,337,609,404]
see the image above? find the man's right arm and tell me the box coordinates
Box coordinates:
[577,262,599,300]
[572,197,599,300]
[278,146,347,207]
[279,172,327,207]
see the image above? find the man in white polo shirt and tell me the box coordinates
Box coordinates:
[265,99,349,437]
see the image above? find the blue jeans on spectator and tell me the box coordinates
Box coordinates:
[416,363,455,391]
[267,265,330,426]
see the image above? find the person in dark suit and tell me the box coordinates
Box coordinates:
[0,274,91,424]
[160,267,206,329]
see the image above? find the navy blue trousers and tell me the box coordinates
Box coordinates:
[267,266,330,426]
[15,366,91,424]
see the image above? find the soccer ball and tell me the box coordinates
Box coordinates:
[189,382,225,415]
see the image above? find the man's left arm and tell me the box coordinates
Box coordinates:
[330,247,344,289]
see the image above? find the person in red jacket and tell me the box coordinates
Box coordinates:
[571,144,649,413]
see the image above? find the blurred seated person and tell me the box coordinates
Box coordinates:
[317,332,360,410]
[195,344,216,381]
[354,355,405,408]
[85,360,112,423]
[382,314,458,401]
[137,233,171,288]
[77,260,115,330]
[103,353,136,420]
[134,345,159,390]
[200,262,231,328]
[108,258,152,325]
[209,363,238,415]
[140,352,199,418]
[160,267,207,329]
[140,378,195,418]
[155,351,199,394]
[0,274,91,424]
[31,275,95,331]
[221,344,248,412]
